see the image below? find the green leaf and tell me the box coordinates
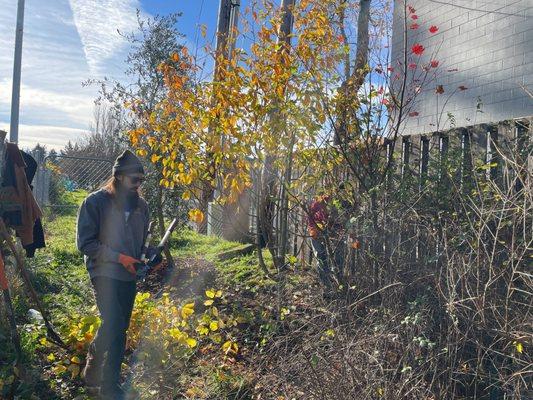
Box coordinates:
[310,354,319,367]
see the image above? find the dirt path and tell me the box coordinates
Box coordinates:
[138,256,217,299]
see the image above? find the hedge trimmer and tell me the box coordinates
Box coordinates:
[136,218,179,280]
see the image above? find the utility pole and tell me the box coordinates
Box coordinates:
[214,0,240,69]
[227,1,240,57]
[200,0,240,234]
[279,0,295,47]
[10,0,26,144]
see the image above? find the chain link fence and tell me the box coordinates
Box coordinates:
[35,154,113,209]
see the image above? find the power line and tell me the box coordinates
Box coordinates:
[193,0,206,58]
[427,0,530,18]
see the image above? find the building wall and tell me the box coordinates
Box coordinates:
[391,0,533,135]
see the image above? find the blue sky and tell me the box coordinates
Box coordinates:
[0,0,244,150]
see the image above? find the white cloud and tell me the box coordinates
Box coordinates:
[0,79,94,127]
[0,0,147,149]
[0,122,89,150]
[68,0,142,76]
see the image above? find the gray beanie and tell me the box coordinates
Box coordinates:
[113,150,144,176]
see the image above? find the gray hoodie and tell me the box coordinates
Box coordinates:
[76,189,149,282]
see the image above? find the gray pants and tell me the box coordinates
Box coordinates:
[90,276,136,389]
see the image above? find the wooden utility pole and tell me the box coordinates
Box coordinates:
[200,0,240,234]
[214,0,240,68]
[10,0,26,144]
[279,0,296,46]
[214,0,233,71]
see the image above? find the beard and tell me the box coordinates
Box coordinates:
[116,184,140,211]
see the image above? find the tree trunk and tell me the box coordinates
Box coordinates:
[335,0,371,146]
[156,183,175,268]
[279,132,296,267]
[257,0,296,272]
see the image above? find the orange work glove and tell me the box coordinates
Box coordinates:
[118,254,140,275]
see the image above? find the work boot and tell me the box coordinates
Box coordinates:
[81,344,102,388]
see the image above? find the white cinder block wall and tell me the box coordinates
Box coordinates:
[391,0,533,135]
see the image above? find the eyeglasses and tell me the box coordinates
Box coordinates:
[127,176,145,184]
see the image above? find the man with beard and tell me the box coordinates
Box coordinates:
[76,150,149,399]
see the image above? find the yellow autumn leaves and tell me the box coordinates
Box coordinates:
[125,0,345,213]
[188,209,205,224]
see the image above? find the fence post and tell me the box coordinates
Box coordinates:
[33,148,48,207]
[486,125,499,181]
[419,136,430,189]
[401,137,411,178]
[460,128,472,191]
[417,136,430,263]
[514,119,530,193]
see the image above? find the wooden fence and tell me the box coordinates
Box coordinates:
[212,117,532,271]
[284,117,531,269]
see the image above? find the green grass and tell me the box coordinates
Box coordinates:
[172,229,246,261]
[172,229,275,289]
[30,211,91,327]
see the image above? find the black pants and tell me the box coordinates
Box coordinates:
[311,237,346,288]
[90,276,136,388]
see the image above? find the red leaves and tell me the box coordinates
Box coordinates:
[458,85,468,91]
[430,60,439,68]
[429,25,439,34]
[408,5,416,14]
[387,66,394,72]
[408,63,417,70]
[411,43,425,56]
[410,23,419,30]
[409,111,419,117]
[435,85,444,94]
[381,98,390,106]
[411,14,418,20]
